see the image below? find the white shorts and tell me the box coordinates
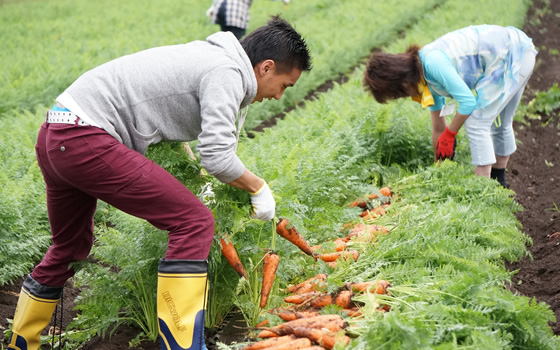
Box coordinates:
[464,49,536,166]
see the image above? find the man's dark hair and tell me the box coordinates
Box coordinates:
[363,45,422,103]
[241,15,312,73]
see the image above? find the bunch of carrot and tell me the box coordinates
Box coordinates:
[349,186,392,222]
[219,233,281,310]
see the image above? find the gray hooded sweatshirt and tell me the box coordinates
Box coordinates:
[60,31,257,184]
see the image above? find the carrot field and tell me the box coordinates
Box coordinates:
[1,0,559,349]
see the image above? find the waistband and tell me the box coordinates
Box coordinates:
[46,110,90,126]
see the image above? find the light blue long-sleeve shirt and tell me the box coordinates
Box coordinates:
[419,25,536,118]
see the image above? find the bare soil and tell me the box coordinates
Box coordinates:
[1,0,559,348]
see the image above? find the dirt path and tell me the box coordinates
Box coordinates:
[1,0,559,348]
[505,0,560,334]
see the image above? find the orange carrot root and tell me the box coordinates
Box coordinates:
[379,187,392,197]
[318,250,359,263]
[287,274,327,293]
[260,251,280,308]
[244,335,296,350]
[220,234,248,279]
[347,280,391,294]
[276,218,314,256]
[284,292,323,305]
[256,319,270,328]
[254,337,312,350]
[263,315,348,337]
[290,327,351,350]
[333,290,353,309]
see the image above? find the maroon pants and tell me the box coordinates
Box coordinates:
[32,122,214,287]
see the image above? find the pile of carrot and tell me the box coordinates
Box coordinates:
[244,275,393,350]
[251,315,351,350]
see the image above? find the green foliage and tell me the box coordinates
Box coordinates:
[0,108,51,285]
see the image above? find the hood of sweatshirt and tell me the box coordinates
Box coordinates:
[206,31,257,109]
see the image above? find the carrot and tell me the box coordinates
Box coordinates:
[347,280,391,294]
[244,335,297,350]
[260,338,312,350]
[290,327,351,350]
[298,347,327,350]
[349,198,367,208]
[276,218,314,256]
[220,234,248,279]
[347,224,388,238]
[284,292,323,305]
[333,290,353,309]
[258,329,280,339]
[261,251,280,308]
[317,250,359,263]
[262,315,347,337]
[287,274,327,293]
[379,187,392,197]
[293,280,328,295]
[368,193,379,200]
[342,307,362,317]
[256,319,270,328]
[333,239,347,252]
[360,207,386,221]
[307,294,333,308]
[274,309,321,321]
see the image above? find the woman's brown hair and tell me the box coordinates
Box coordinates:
[363,45,422,104]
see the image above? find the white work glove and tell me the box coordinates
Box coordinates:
[206,5,214,19]
[250,181,276,221]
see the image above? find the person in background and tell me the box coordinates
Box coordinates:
[363,25,537,187]
[7,15,311,350]
[207,0,253,40]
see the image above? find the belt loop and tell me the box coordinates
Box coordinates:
[74,117,80,126]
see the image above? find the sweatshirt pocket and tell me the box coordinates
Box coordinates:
[129,127,162,155]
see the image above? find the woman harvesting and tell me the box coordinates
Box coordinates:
[364,25,537,187]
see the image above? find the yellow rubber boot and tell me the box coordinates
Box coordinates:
[157,259,209,350]
[7,275,62,350]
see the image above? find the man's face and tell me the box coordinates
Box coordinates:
[253,60,302,103]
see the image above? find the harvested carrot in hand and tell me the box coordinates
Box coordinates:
[317,250,359,263]
[290,327,351,350]
[260,251,280,308]
[220,234,248,279]
[244,335,297,350]
[347,280,391,294]
[276,218,314,256]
